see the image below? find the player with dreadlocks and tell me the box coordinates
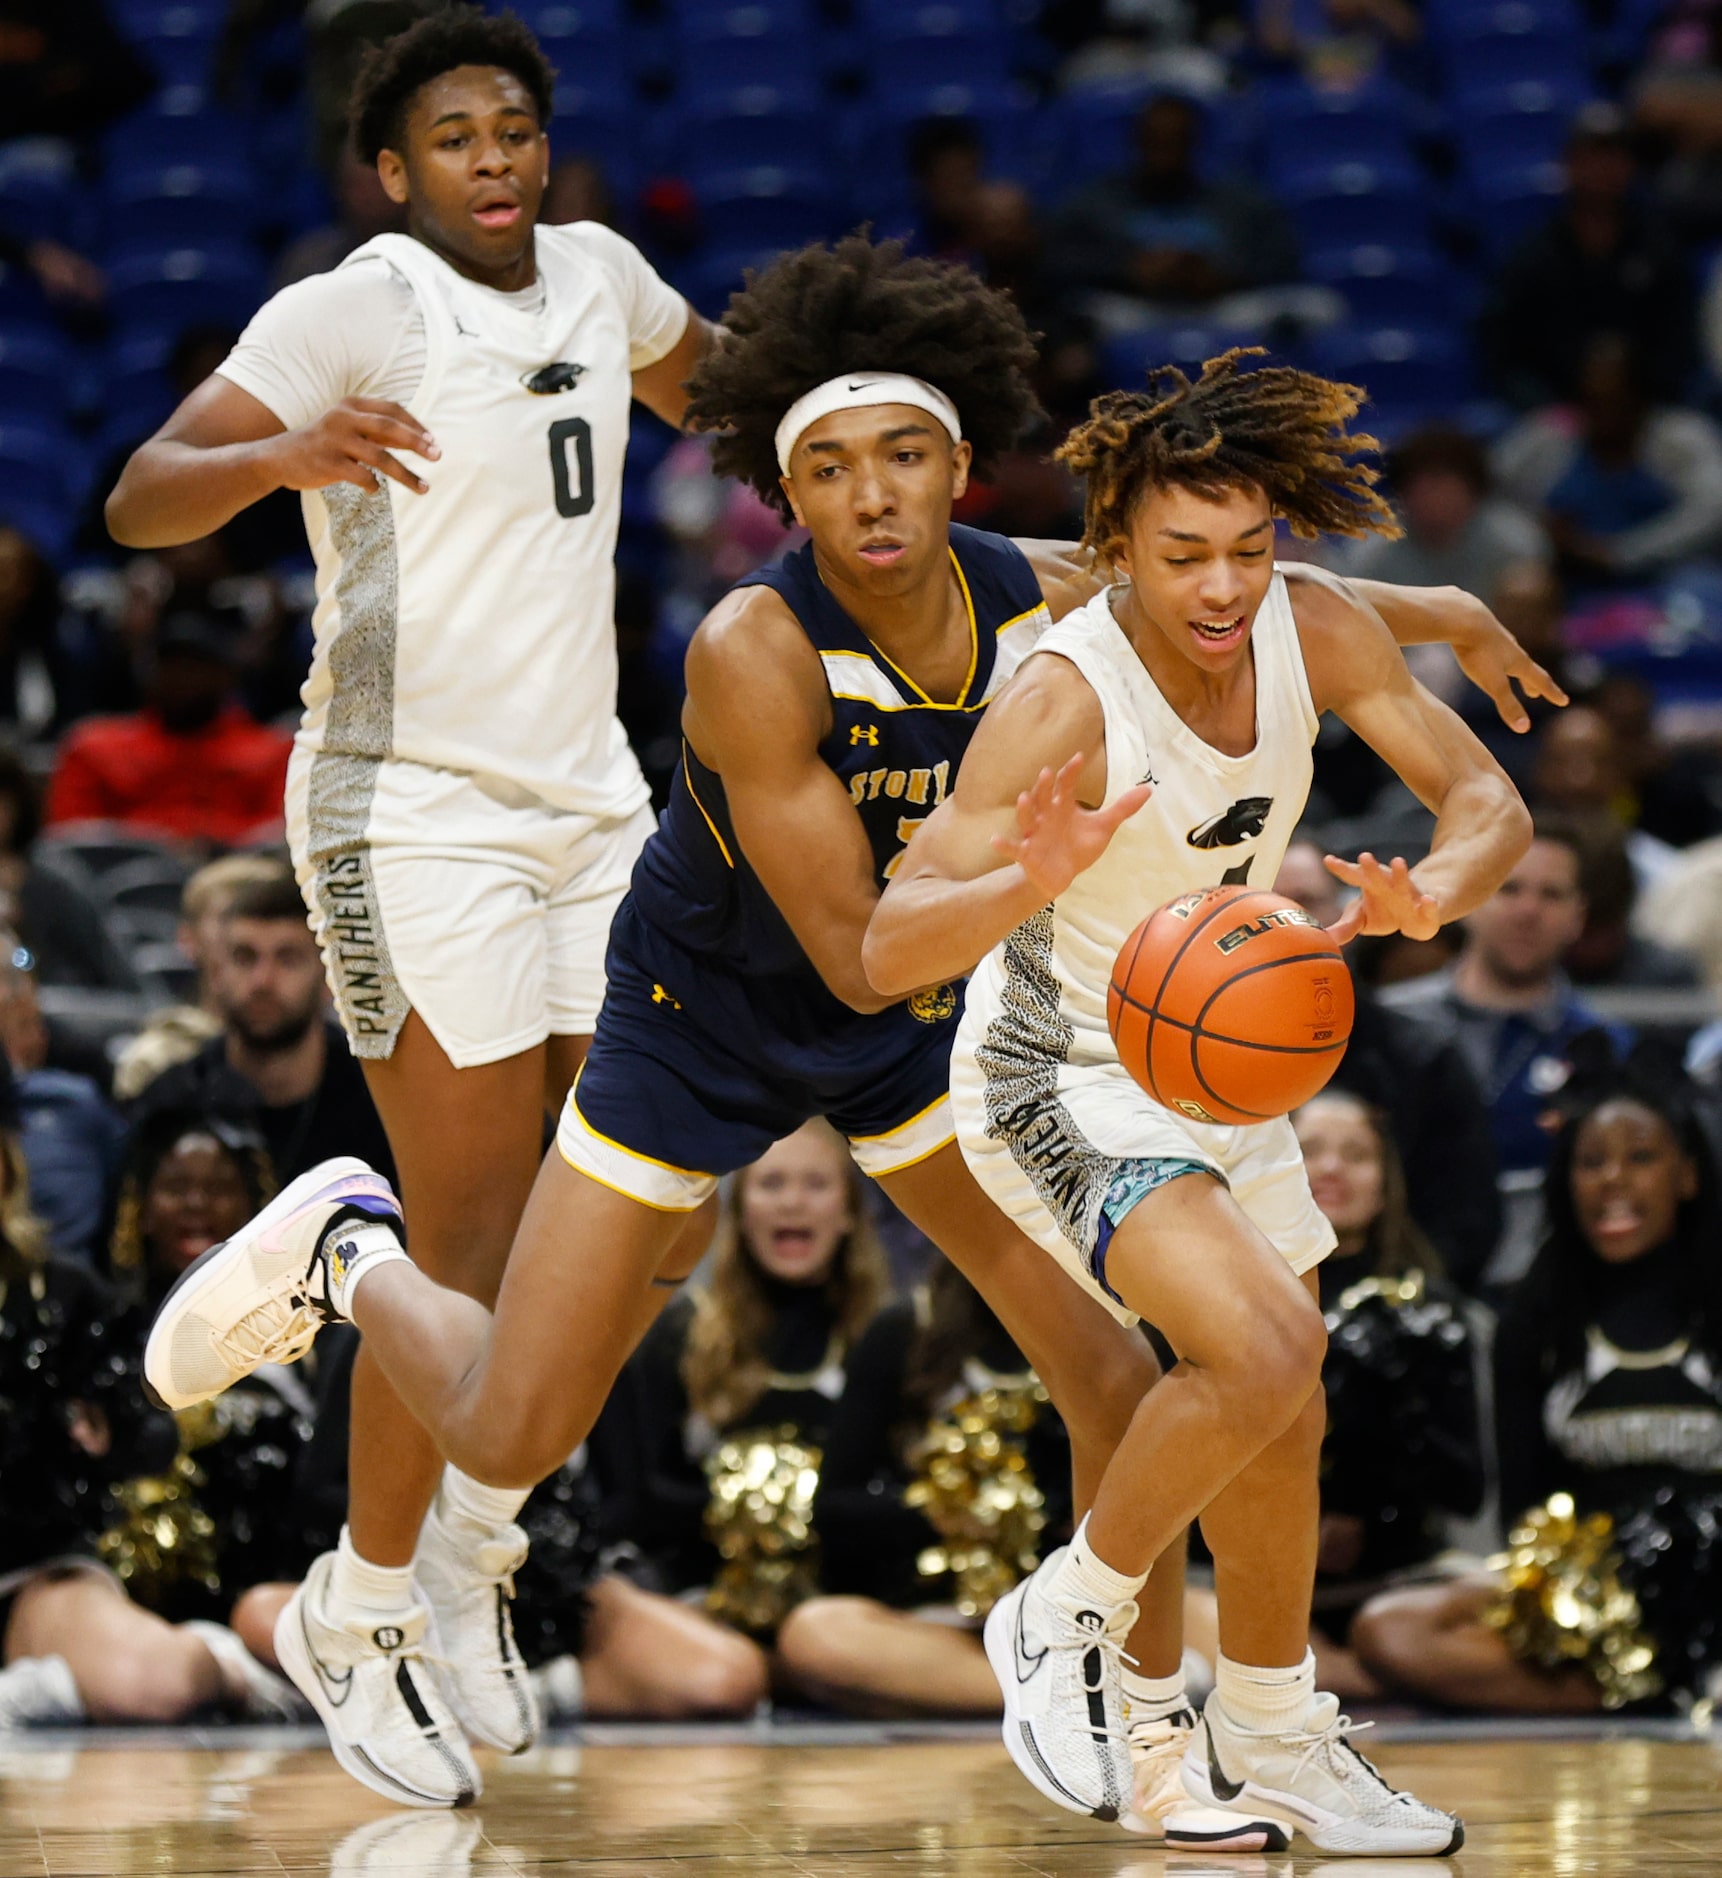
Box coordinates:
[145,249,1552,1828]
[866,349,1534,1853]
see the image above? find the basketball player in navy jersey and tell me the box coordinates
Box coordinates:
[143,245,1557,1823]
[866,353,1531,1853]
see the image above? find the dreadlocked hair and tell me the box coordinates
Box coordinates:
[683,234,1044,520]
[1056,348,1400,562]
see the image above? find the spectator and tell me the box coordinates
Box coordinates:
[541,153,616,230]
[109,1007,221,1105]
[1492,336,1722,592]
[127,866,394,1186]
[1640,833,1722,994]
[1382,816,1621,1289]
[1481,104,1696,410]
[271,139,406,290]
[0,0,152,142]
[778,1260,1073,1717]
[177,852,292,1013]
[0,750,135,991]
[0,1095,297,1728]
[1046,93,1300,326]
[0,524,60,737]
[1352,1049,1722,1713]
[46,611,291,850]
[1528,705,1679,898]
[906,117,989,260]
[0,944,125,1263]
[1275,841,1502,1285]
[613,1122,889,1626]
[1456,562,1582,791]
[1563,816,1702,991]
[1344,428,1549,602]
[102,1111,324,1627]
[1266,1093,1483,1699]
[1591,670,1722,851]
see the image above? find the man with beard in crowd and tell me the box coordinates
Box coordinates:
[129,864,393,1184]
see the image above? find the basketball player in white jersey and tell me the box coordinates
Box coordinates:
[105,9,715,1805]
[864,352,1532,1854]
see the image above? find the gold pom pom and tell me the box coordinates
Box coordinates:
[702,1426,823,1634]
[904,1380,1049,1618]
[1484,1493,1661,1709]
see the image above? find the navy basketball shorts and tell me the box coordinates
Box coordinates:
[556,899,962,1210]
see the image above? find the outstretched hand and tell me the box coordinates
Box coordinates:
[1451,603,1569,733]
[1323,851,1441,945]
[991,755,1152,901]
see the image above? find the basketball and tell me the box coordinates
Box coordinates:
[1107,884,1354,1126]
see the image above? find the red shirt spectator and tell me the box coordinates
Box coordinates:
[46,613,289,847]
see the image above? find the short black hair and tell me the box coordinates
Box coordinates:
[223,865,310,927]
[1388,425,1490,497]
[351,7,555,165]
[683,234,1043,521]
[906,115,982,180]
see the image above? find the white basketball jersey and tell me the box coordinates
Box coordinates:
[294,227,652,817]
[962,571,1318,1067]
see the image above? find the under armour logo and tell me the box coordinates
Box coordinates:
[372,1625,405,1651]
[651,983,682,1009]
[850,724,880,747]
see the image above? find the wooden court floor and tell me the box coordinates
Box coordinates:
[2,1719,1719,1876]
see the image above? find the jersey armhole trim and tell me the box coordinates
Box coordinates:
[681,739,735,868]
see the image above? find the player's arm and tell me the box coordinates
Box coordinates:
[682,590,904,1015]
[630,308,719,429]
[105,375,439,549]
[863,657,1148,997]
[1281,560,1568,732]
[1014,538,1112,621]
[1297,580,1532,942]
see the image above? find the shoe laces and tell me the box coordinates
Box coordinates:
[225,1292,323,1368]
[1282,1701,1401,1801]
[1048,1593,1139,1748]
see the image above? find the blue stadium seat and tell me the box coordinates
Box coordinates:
[680,244,784,318]
[696,168,841,250]
[120,5,220,86]
[516,0,627,42]
[0,425,73,507]
[104,165,257,255]
[0,154,84,250]
[1257,84,1416,181]
[104,89,252,171]
[1280,158,1432,249]
[1434,1,1590,91]
[859,4,1010,92]
[857,0,1004,33]
[1306,244,1455,328]
[677,33,822,100]
[1310,324,1472,428]
[0,329,72,427]
[677,100,826,175]
[670,0,814,34]
[1465,155,1565,255]
[108,247,267,341]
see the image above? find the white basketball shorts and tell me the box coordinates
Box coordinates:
[949,1036,1335,1328]
[285,744,652,1068]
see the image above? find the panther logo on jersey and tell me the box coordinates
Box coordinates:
[1187,797,1274,849]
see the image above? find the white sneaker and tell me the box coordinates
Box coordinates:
[982,1548,1141,1828]
[329,1812,482,1875]
[532,1654,584,1722]
[144,1157,401,1411]
[415,1511,540,1754]
[1130,1707,1288,1850]
[273,1551,480,1809]
[183,1621,313,1723]
[0,1655,81,1727]
[1181,1693,1465,1855]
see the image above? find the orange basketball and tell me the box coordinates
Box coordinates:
[1107,884,1354,1126]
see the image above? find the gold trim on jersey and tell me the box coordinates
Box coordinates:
[681,740,735,868]
[838,547,983,713]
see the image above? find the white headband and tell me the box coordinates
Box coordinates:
[774,373,963,474]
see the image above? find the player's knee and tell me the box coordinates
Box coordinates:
[1348,1588,1435,1689]
[1226,1287,1325,1422]
[776,1598,866,1692]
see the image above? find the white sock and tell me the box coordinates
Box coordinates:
[1215,1649,1316,1735]
[326,1525,417,1615]
[1122,1665,1187,1727]
[433,1466,531,1541]
[323,1221,411,1318]
[1050,1515,1150,1611]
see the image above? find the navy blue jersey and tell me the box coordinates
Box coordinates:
[630,523,1050,983]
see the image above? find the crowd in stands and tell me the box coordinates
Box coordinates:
[5,0,1722,1732]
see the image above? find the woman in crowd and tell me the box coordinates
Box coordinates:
[615,1120,890,1630]
[0,1101,294,1725]
[1281,1090,1485,1697]
[1353,1047,1722,1711]
[776,1258,1072,1717]
[104,1109,322,1625]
